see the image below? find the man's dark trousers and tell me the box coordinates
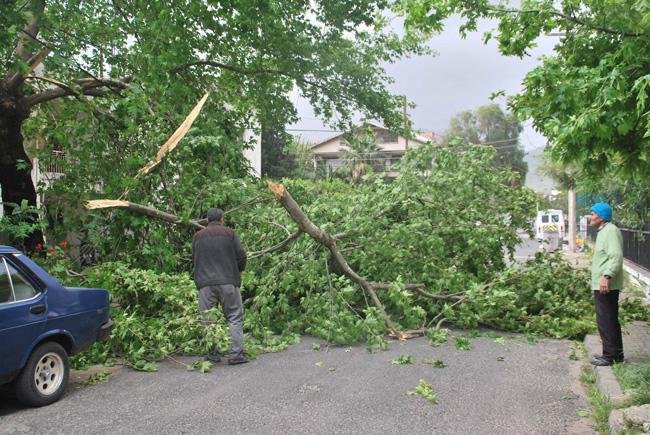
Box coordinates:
[199,284,244,358]
[594,290,624,361]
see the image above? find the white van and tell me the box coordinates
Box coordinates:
[535,209,565,242]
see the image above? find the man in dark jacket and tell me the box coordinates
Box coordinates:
[192,208,248,364]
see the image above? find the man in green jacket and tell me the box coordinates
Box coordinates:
[589,202,625,366]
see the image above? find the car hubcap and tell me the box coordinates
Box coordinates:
[34,352,64,396]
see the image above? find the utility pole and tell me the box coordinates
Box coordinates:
[403,96,409,150]
[568,185,577,252]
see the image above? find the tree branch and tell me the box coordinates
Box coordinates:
[486,5,643,37]
[169,60,330,93]
[85,198,303,258]
[16,0,45,62]
[267,181,401,336]
[23,77,131,107]
[85,199,205,230]
[169,60,291,78]
[370,283,463,301]
[4,0,46,90]
[249,230,303,258]
[195,196,273,225]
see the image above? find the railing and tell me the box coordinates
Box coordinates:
[588,223,650,271]
[45,150,65,174]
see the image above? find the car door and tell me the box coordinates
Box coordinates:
[0,255,47,375]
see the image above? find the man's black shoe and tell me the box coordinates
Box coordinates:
[590,356,614,366]
[205,353,222,363]
[227,355,249,365]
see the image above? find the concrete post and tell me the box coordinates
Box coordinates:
[568,186,577,253]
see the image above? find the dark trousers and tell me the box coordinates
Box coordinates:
[199,285,244,358]
[594,290,624,361]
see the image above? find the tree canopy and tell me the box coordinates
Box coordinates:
[442,104,528,183]
[0,0,427,250]
[261,128,296,179]
[399,0,650,178]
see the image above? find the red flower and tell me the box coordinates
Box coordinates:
[36,243,43,250]
[58,241,69,249]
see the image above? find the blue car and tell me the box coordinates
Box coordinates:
[0,246,113,406]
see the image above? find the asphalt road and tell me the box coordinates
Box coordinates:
[0,334,592,435]
[507,232,543,267]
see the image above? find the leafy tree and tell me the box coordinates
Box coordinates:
[537,153,649,227]
[537,155,576,191]
[443,104,527,184]
[398,0,650,178]
[285,138,316,179]
[580,170,650,228]
[261,128,296,178]
[340,127,384,183]
[0,0,427,251]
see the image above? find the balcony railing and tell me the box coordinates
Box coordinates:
[45,150,65,174]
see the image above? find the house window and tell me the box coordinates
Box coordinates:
[325,158,345,172]
[376,131,398,144]
[384,154,403,170]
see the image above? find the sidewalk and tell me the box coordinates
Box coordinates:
[624,259,650,305]
[564,250,650,433]
[584,322,650,403]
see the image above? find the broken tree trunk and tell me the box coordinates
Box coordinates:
[86,200,205,230]
[85,198,302,258]
[267,181,402,337]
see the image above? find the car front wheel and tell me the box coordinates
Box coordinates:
[15,342,69,407]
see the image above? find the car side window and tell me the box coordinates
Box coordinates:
[0,257,39,304]
[6,261,38,301]
[0,258,13,304]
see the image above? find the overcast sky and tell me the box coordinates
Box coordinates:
[288,16,558,152]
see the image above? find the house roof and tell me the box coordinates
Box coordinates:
[419,132,438,142]
[310,121,431,150]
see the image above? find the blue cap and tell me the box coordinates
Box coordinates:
[591,202,612,222]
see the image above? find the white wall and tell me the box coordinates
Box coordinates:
[243,127,262,178]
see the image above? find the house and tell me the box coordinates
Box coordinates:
[310,122,431,178]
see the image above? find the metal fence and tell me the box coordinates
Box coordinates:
[587,223,650,271]
[45,150,65,174]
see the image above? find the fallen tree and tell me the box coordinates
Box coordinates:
[61,140,650,370]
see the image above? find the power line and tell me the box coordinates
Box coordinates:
[287,128,343,133]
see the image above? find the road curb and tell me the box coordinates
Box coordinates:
[583,334,629,404]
